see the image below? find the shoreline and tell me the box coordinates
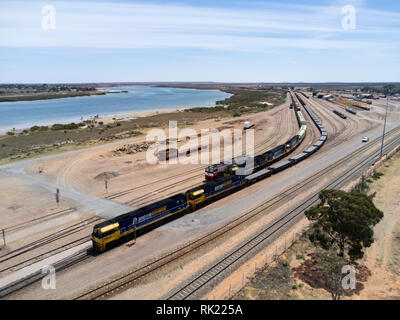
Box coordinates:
[0,86,232,134]
[0,87,285,164]
[0,106,209,135]
[0,89,125,103]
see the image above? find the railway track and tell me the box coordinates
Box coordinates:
[71,123,400,301]
[0,247,93,298]
[3,208,76,234]
[305,98,364,149]
[0,103,295,285]
[166,132,400,300]
[0,217,99,277]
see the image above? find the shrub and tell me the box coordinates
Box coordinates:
[372,171,384,180]
[6,131,15,136]
[51,123,79,131]
[296,254,304,260]
[30,125,48,132]
[98,121,104,125]
[51,124,65,130]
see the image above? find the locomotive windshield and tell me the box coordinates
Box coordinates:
[92,228,117,238]
[92,229,101,238]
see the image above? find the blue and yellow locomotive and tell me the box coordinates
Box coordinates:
[92,174,246,251]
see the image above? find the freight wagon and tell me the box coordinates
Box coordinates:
[289,152,308,164]
[297,111,306,125]
[245,168,272,184]
[346,108,357,115]
[297,125,307,142]
[333,110,347,119]
[269,160,293,173]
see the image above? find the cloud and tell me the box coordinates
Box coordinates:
[0,0,398,53]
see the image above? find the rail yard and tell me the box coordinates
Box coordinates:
[1,88,400,301]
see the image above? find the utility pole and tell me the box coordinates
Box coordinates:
[55,188,60,206]
[104,180,108,193]
[127,219,137,247]
[380,87,392,158]
[133,218,137,244]
[380,97,389,158]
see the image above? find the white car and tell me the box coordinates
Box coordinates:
[362,137,369,142]
[243,121,253,130]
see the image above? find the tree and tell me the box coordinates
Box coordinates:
[383,84,395,95]
[305,189,383,261]
[315,248,349,300]
[354,175,369,194]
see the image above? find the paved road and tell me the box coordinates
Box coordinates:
[0,158,135,219]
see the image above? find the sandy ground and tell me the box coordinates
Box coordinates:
[0,94,297,293]
[2,93,400,299]
[353,152,400,299]
[99,108,183,126]
[233,150,400,300]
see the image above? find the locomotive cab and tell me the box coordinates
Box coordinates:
[205,163,231,181]
[187,189,205,210]
[92,222,120,251]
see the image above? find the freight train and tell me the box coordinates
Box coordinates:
[346,108,357,115]
[333,110,347,119]
[205,103,306,181]
[92,91,327,252]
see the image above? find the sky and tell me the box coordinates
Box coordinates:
[0,0,399,83]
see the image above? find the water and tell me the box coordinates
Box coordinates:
[0,86,231,132]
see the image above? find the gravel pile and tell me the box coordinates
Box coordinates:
[113,141,154,155]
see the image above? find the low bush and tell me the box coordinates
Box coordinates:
[30,125,49,132]
[51,123,80,131]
